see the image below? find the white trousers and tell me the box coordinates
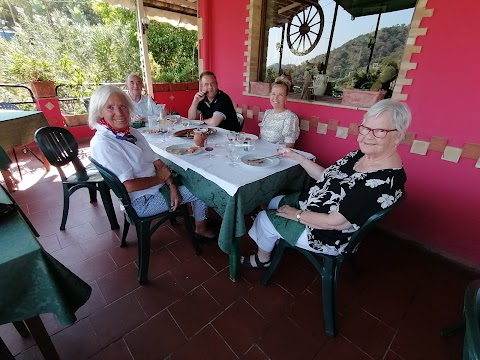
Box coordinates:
[248,196,339,256]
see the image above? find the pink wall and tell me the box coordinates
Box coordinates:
[153,90,197,117]
[200,0,480,266]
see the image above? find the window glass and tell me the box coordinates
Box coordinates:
[261,0,415,99]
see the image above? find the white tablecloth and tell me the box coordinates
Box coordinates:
[143,127,315,196]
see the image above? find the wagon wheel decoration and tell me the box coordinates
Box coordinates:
[287,3,324,56]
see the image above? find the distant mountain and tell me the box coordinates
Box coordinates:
[268,24,409,87]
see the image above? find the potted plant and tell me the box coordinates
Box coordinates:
[9,56,56,98]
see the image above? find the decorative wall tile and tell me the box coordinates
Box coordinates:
[235,107,242,113]
[246,109,253,119]
[461,143,480,160]
[476,158,480,169]
[442,146,462,163]
[45,102,55,111]
[428,136,448,152]
[336,126,349,139]
[401,132,416,146]
[348,123,359,135]
[410,140,430,155]
[317,123,328,135]
[299,119,310,131]
[327,119,339,132]
[241,104,248,113]
[258,112,264,121]
[252,106,260,116]
[309,116,319,129]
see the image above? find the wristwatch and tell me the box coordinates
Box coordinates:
[296,210,303,223]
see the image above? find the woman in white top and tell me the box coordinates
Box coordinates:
[259,77,300,148]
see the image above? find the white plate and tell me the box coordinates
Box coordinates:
[189,120,205,126]
[166,144,203,156]
[241,154,280,168]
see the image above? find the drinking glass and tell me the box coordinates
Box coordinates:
[226,131,237,143]
[204,138,215,158]
[227,146,240,167]
[181,119,190,128]
[276,141,286,155]
[148,115,158,131]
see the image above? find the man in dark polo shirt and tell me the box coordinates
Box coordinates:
[188,71,240,131]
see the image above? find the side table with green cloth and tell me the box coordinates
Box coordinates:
[0,111,49,150]
[161,157,310,281]
[0,186,91,358]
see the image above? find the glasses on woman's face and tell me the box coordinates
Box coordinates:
[358,125,398,139]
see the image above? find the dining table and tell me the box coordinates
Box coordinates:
[143,122,315,281]
[0,110,51,173]
[0,185,92,359]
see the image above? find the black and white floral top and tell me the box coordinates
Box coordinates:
[298,150,406,254]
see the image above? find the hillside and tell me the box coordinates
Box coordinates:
[269,24,409,88]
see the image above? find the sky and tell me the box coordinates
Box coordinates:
[266,0,415,66]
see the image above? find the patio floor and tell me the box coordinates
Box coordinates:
[0,143,475,360]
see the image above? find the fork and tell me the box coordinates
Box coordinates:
[247,154,280,163]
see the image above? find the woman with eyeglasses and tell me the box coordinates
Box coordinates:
[241,99,411,268]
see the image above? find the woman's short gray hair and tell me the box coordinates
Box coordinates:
[364,99,412,137]
[88,85,132,129]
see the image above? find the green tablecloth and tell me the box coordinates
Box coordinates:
[0,110,49,149]
[161,157,310,280]
[0,187,91,325]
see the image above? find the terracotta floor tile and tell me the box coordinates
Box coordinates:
[56,222,97,248]
[168,286,222,338]
[212,298,268,356]
[79,231,121,259]
[141,248,180,280]
[203,268,252,309]
[258,316,322,360]
[50,244,86,267]
[13,345,43,360]
[149,224,181,250]
[288,291,329,341]
[124,310,186,360]
[0,323,36,356]
[70,252,118,283]
[36,233,61,253]
[26,210,51,226]
[96,263,141,304]
[50,318,101,360]
[75,281,107,320]
[314,336,372,360]
[339,305,395,360]
[170,256,216,292]
[198,241,230,272]
[171,325,237,360]
[89,339,133,360]
[383,350,406,360]
[90,215,122,235]
[243,282,294,322]
[108,244,138,268]
[89,294,147,348]
[134,272,186,318]
[267,256,316,297]
[241,344,269,360]
[167,238,198,263]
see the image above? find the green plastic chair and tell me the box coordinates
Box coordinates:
[463,280,480,359]
[89,157,201,284]
[261,196,405,337]
[34,127,120,231]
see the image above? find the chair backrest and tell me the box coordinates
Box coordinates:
[236,112,245,131]
[0,102,20,110]
[341,195,405,256]
[89,157,137,220]
[34,126,88,181]
[464,279,480,360]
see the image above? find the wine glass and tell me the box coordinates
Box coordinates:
[204,138,215,159]
[276,141,286,155]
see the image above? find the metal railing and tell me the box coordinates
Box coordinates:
[0,84,36,109]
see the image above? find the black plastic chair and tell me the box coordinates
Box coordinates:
[34,126,119,231]
[261,196,405,337]
[463,280,480,359]
[89,157,201,284]
[236,112,245,132]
